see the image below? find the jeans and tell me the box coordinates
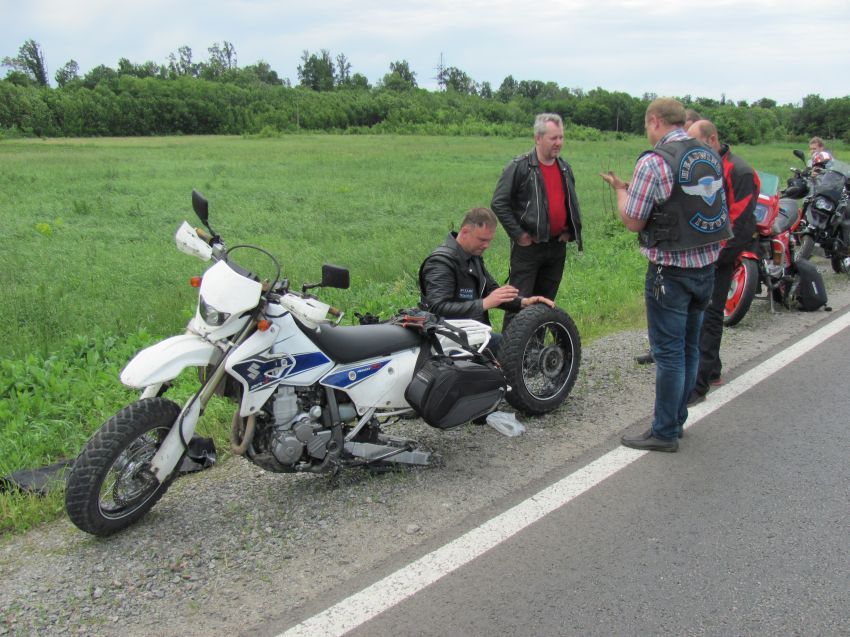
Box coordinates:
[645,262,715,440]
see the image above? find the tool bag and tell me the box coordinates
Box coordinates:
[397,312,506,429]
[793,259,829,311]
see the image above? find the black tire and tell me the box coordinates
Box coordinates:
[796,235,815,261]
[830,255,847,273]
[499,305,581,415]
[65,398,182,536]
[723,259,758,327]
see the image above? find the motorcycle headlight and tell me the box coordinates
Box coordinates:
[814,196,835,212]
[198,296,231,326]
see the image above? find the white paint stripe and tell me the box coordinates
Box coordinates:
[278,310,850,637]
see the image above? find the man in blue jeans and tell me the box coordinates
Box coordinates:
[600,98,731,451]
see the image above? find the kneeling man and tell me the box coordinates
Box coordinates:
[418,207,554,357]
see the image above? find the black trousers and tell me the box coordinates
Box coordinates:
[693,254,738,396]
[503,240,566,331]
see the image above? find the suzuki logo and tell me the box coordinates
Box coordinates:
[246,363,262,380]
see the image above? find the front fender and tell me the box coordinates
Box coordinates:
[120,334,217,388]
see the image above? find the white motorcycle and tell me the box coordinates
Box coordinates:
[65,191,581,536]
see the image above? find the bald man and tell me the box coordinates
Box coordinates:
[686,119,760,405]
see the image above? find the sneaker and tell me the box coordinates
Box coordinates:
[710,376,725,387]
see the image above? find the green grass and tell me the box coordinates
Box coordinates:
[0,133,838,535]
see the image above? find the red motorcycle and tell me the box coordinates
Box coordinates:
[724,171,804,326]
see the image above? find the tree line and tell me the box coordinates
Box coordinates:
[2,39,849,144]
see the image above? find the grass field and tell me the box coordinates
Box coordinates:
[0,133,834,533]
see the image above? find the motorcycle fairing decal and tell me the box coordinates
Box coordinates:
[321,360,390,390]
[232,352,332,392]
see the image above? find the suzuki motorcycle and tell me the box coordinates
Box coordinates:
[792,149,850,273]
[65,191,581,536]
[724,171,803,326]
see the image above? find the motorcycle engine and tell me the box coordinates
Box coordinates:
[267,386,331,466]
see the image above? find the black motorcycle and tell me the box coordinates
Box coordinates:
[790,149,850,273]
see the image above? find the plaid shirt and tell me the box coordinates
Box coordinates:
[625,129,722,268]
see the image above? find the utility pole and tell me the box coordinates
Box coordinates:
[433,52,446,90]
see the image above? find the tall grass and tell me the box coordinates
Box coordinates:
[0,134,821,534]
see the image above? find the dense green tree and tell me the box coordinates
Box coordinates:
[238,61,286,86]
[54,60,79,87]
[82,64,118,89]
[2,39,49,86]
[440,66,477,95]
[298,49,335,91]
[497,75,518,102]
[381,60,417,90]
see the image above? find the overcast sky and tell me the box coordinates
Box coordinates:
[3,0,849,104]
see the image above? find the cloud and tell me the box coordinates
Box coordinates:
[3,0,849,102]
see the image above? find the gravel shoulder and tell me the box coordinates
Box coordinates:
[3,260,849,637]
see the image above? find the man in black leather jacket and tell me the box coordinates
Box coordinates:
[419,207,554,355]
[490,113,583,330]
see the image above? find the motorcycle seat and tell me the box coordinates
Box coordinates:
[295,319,423,364]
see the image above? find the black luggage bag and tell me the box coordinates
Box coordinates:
[793,259,828,311]
[405,355,506,429]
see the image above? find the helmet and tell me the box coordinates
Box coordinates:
[812,150,833,167]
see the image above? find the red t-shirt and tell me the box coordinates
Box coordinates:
[539,161,568,237]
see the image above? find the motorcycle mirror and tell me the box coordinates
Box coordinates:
[192,189,210,225]
[321,264,350,290]
[793,149,806,162]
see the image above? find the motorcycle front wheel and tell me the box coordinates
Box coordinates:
[724,259,758,327]
[830,254,849,274]
[796,235,816,261]
[499,305,581,415]
[65,398,182,536]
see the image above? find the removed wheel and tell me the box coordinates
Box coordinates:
[65,398,182,536]
[499,305,581,415]
[724,259,758,327]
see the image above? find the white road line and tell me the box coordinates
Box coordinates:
[278,309,850,637]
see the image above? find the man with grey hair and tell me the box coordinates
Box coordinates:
[491,113,583,330]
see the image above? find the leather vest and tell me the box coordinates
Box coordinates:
[639,139,733,251]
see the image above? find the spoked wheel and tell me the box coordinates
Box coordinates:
[65,398,182,536]
[724,258,758,327]
[499,305,581,415]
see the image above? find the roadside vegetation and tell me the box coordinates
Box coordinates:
[3,39,850,145]
[1,133,845,536]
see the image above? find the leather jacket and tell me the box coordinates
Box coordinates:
[491,148,583,250]
[418,232,521,324]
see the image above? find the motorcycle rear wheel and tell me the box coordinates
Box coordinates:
[724,259,758,327]
[499,305,581,415]
[65,398,182,536]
